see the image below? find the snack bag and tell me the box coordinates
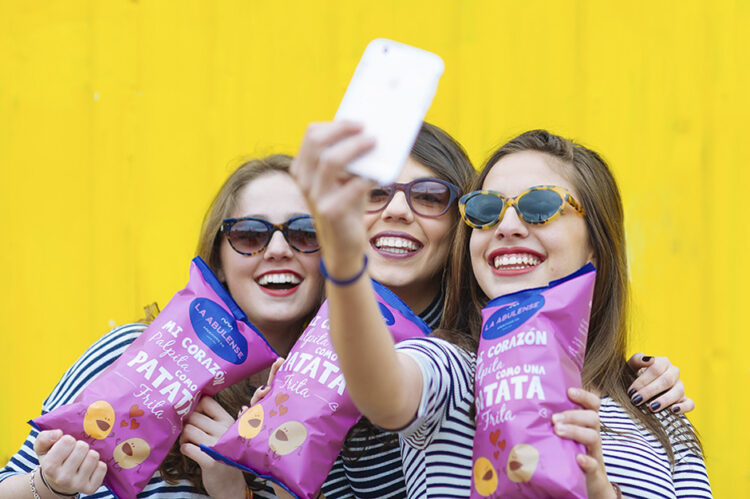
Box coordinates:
[471,263,596,498]
[203,279,430,499]
[32,257,278,499]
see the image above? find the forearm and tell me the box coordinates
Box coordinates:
[0,470,63,499]
[326,270,422,429]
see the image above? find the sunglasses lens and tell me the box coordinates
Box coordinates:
[228,219,270,254]
[287,217,319,252]
[517,189,564,223]
[410,180,453,216]
[464,193,505,226]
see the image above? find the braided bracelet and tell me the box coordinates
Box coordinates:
[611,482,623,498]
[39,467,81,498]
[319,255,368,286]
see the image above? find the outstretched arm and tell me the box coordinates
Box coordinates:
[291,121,423,430]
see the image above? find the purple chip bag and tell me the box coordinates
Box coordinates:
[31,257,278,499]
[204,279,430,499]
[471,263,596,498]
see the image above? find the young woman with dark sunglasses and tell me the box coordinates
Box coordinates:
[444,130,710,497]
[291,124,698,498]
[0,155,323,499]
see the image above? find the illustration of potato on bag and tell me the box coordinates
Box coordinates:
[83,400,116,440]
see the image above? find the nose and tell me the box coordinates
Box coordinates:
[380,190,415,223]
[492,205,529,240]
[264,229,294,260]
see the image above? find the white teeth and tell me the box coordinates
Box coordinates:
[493,253,542,269]
[257,273,301,286]
[374,236,420,252]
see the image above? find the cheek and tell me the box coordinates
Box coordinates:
[468,231,490,284]
[425,216,455,253]
[363,213,379,237]
[546,223,592,269]
[468,230,486,266]
[298,254,323,290]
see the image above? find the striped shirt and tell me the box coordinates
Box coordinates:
[321,290,444,499]
[600,397,712,498]
[395,337,477,498]
[391,339,713,499]
[0,323,275,498]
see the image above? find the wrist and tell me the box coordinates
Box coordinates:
[38,468,79,498]
[611,482,623,498]
[28,469,41,499]
[320,255,368,286]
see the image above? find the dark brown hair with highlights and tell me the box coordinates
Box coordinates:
[442,129,702,464]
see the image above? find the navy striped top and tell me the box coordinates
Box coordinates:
[396,337,712,498]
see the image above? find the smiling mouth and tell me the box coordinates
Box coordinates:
[256,273,302,290]
[372,236,422,255]
[493,253,543,271]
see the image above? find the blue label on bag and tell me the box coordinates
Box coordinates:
[482,293,545,340]
[190,298,248,364]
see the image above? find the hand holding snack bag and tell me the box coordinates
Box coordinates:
[203,279,430,499]
[471,263,596,498]
[32,257,279,498]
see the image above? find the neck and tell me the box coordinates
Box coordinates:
[390,277,441,315]
[256,320,305,357]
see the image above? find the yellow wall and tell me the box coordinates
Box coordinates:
[1,1,747,496]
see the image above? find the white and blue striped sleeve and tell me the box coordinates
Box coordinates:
[0,324,144,483]
[395,337,475,449]
[668,419,713,498]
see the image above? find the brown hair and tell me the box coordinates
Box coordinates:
[442,129,701,463]
[159,154,321,492]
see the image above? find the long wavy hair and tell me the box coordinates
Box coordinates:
[442,129,702,464]
[159,154,322,493]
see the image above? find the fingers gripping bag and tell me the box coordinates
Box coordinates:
[471,263,596,499]
[31,257,279,498]
[203,279,431,499]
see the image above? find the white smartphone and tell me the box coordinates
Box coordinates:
[334,39,444,184]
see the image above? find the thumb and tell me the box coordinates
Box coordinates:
[34,429,63,456]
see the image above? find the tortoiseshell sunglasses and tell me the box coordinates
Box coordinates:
[459,185,585,229]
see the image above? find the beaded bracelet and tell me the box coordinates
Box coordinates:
[319,255,368,286]
[28,469,41,499]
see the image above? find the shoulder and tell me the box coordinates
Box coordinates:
[69,322,147,369]
[43,323,148,412]
[397,337,475,444]
[599,397,712,497]
[396,336,476,369]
